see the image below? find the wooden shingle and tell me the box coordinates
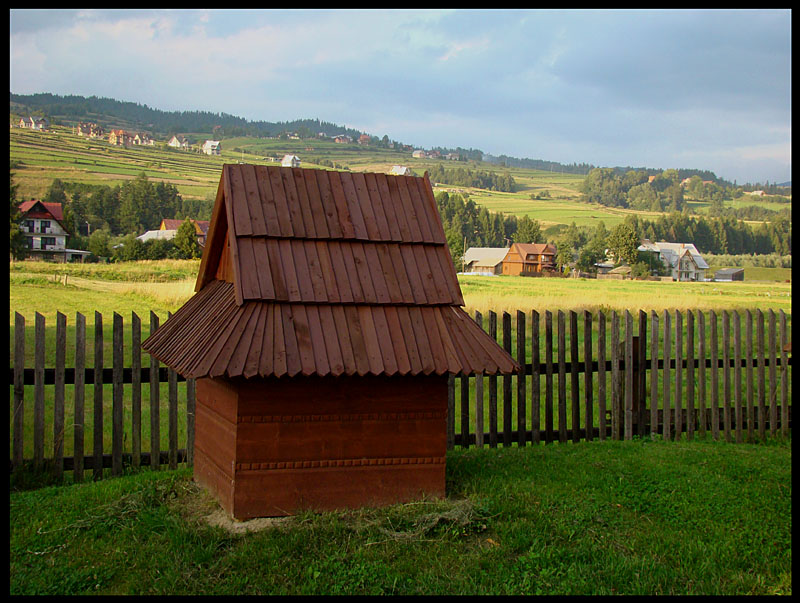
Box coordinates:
[143,165,517,378]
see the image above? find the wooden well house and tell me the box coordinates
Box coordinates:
[142,164,517,519]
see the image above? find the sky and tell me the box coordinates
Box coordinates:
[9,9,792,184]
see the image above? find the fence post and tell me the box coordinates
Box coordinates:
[187,378,196,466]
[698,310,707,437]
[709,310,719,441]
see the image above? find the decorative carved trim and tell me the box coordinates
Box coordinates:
[237,411,446,424]
[235,456,446,472]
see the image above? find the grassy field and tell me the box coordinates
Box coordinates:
[10,125,710,232]
[9,438,791,595]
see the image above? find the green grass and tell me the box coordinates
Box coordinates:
[9,439,791,595]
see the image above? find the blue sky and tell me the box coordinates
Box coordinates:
[9,9,791,184]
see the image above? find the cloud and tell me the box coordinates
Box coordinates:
[9,9,791,183]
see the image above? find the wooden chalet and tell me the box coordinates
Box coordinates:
[501,242,557,275]
[142,164,517,519]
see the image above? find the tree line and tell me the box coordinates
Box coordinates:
[428,164,517,193]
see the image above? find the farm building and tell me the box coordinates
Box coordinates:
[714,267,744,281]
[501,242,557,275]
[281,154,301,167]
[462,247,509,275]
[142,164,517,519]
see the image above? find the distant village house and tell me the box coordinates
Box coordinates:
[168,135,191,150]
[16,199,89,262]
[462,247,509,275]
[389,165,412,176]
[19,116,49,130]
[501,243,558,275]
[281,154,301,168]
[202,140,221,155]
[76,122,104,138]
[638,239,709,282]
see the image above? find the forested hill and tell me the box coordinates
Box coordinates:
[9,92,364,140]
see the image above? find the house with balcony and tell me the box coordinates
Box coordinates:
[168,135,191,149]
[108,129,134,146]
[19,116,49,130]
[17,199,89,262]
[77,122,105,138]
[501,242,558,275]
[202,140,221,155]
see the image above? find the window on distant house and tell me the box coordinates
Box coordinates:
[40,220,51,233]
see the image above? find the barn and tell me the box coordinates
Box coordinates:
[142,164,517,519]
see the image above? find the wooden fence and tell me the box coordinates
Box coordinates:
[9,308,792,483]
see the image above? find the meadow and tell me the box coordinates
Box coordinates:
[9,439,791,595]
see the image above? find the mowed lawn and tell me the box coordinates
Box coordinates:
[9,439,792,595]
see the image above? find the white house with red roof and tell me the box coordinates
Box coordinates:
[17,200,89,262]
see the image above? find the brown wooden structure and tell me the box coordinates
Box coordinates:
[142,164,517,519]
[501,242,557,275]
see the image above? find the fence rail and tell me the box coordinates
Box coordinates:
[9,308,792,484]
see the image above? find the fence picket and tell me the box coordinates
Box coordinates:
[131,312,142,469]
[584,311,593,441]
[150,312,160,470]
[475,311,485,448]
[675,311,683,441]
[570,311,580,444]
[757,309,765,440]
[722,311,731,442]
[709,311,719,440]
[502,312,512,447]
[598,311,607,441]
[557,311,567,443]
[94,311,104,480]
[517,310,526,447]
[531,310,540,445]
[610,312,620,441]
[624,311,633,441]
[638,310,647,438]
[779,310,788,437]
[488,311,498,448]
[686,310,695,440]
[650,311,659,439]
[112,313,124,476]
[733,311,743,443]
[34,312,45,470]
[460,371,469,448]
[545,310,554,444]
[13,313,25,472]
[54,312,66,480]
[168,310,178,470]
[662,310,671,441]
[698,310,706,437]
[74,313,85,482]
[746,310,754,441]
[768,310,777,436]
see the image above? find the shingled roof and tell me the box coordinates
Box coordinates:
[142,164,518,378]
